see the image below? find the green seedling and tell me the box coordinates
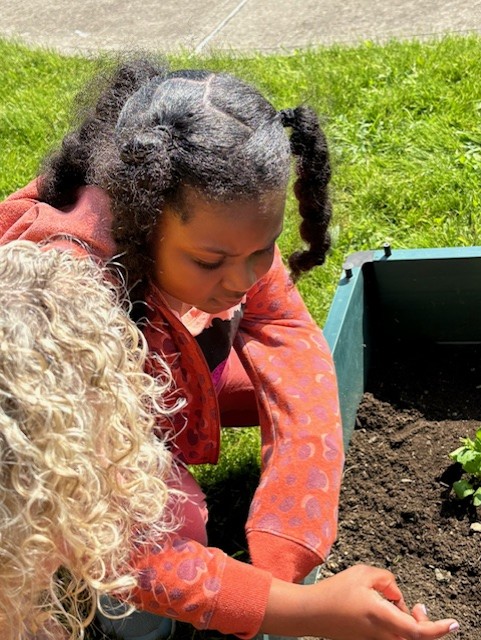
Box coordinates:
[449,428,481,507]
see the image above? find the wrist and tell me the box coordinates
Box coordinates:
[260,578,315,637]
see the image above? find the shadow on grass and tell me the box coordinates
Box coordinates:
[203,460,260,558]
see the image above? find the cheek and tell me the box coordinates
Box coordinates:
[254,253,275,280]
[197,273,222,295]
[177,263,219,295]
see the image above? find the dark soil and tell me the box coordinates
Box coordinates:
[317,343,481,640]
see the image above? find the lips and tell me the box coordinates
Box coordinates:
[208,296,245,311]
[220,293,247,307]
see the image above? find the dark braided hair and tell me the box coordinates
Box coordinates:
[39,57,332,301]
[280,107,333,280]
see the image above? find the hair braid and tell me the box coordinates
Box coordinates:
[281,106,332,280]
[39,58,168,208]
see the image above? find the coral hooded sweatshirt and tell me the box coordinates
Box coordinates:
[0,179,344,638]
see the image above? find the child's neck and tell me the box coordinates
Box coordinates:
[160,290,193,318]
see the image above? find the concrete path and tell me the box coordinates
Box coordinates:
[1,0,480,55]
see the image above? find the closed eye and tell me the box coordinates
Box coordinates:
[258,243,275,256]
[194,259,224,271]
[194,243,276,271]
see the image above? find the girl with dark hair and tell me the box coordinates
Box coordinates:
[0,58,458,640]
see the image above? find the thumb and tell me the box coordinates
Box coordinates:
[378,599,460,639]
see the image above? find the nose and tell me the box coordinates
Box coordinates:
[222,260,258,294]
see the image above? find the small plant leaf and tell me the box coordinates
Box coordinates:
[473,488,481,508]
[449,445,468,462]
[453,479,475,500]
[474,429,481,449]
[462,453,481,477]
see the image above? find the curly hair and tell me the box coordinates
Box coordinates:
[0,240,183,640]
[39,56,333,302]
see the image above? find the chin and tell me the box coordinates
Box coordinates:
[201,299,231,313]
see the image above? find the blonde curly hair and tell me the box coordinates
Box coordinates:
[0,241,183,640]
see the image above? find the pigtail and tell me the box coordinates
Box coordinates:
[43,60,172,312]
[39,57,169,208]
[280,106,332,281]
[39,129,91,208]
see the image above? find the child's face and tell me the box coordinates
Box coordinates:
[151,188,286,313]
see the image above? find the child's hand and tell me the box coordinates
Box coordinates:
[262,564,459,639]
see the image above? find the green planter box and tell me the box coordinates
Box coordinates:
[324,245,481,450]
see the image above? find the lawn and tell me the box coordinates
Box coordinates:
[1,34,481,554]
[2,35,481,322]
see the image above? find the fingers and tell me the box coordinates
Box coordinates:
[412,603,429,623]
[369,568,460,637]
[411,604,460,638]
[416,618,460,639]
[339,566,460,639]
[377,598,459,639]
[368,567,409,614]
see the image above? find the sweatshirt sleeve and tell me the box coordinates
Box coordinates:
[235,247,344,583]
[0,179,116,261]
[130,536,272,639]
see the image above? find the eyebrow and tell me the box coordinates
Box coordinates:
[198,228,283,258]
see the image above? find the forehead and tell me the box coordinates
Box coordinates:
[164,189,286,247]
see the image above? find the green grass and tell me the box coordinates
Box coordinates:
[0,40,92,194]
[2,35,481,322]
[2,35,481,559]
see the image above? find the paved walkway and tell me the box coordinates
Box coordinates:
[1,0,480,55]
